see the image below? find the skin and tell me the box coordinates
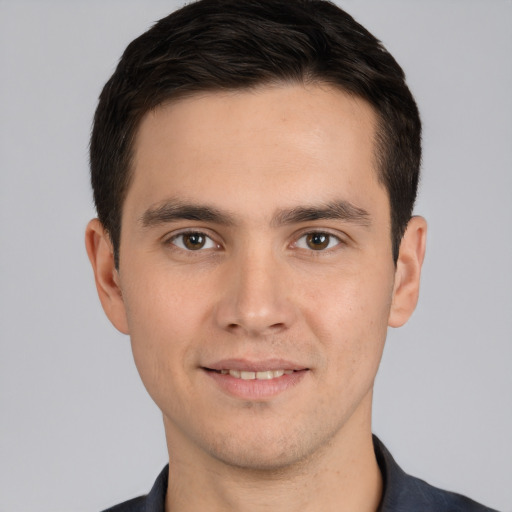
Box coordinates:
[86,83,426,512]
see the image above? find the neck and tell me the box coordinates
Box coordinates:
[164,396,382,512]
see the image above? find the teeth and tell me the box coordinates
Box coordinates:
[256,371,275,380]
[220,369,293,380]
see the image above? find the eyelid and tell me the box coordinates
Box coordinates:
[292,229,345,251]
[164,229,221,251]
[162,227,347,252]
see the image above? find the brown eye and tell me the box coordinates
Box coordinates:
[171,232,216,251]
[305,232,330,250]
[295,232,341,251]
[183,233,206,250]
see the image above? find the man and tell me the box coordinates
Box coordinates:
[85,0,497,510]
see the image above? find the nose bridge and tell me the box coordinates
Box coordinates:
[215,238,295,335]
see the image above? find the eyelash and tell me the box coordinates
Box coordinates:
[165,229,344,254]
[167,231,219,252]
[294,231,343,252]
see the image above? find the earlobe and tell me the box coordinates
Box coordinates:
[85,219,130,334]
[388,216,427,328]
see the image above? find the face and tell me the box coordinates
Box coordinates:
[88,84,424,471]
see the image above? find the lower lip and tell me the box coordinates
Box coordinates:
[204,369,308,400]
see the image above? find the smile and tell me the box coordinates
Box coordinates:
[202,359,309,399]
[217,369,294,380]
[203,363,308,400]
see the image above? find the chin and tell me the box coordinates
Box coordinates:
[202,424,334,474]
[211,443,305,473]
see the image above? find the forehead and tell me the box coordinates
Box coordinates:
[126,84,385,224]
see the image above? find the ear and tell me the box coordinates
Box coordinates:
[85,219,129,334]
[388,216,427,328]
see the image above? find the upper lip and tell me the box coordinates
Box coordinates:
[203,358,308,372]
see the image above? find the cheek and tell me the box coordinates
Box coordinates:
[122,258,209,337]
[303,263,393,327]
[119,265,209,398]
[301,266,393,373]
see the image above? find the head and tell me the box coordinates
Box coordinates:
[90,0,421,268]
[86,0,426,474]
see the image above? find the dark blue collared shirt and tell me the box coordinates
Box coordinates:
[102,436,498,511]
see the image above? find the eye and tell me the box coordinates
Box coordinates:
[170,231,217,251]
[295,232,341,251]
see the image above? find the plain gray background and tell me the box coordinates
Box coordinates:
[1,1,511,511]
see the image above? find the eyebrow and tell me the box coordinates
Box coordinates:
[140,199,371,229]
[272,200,371,228]
[140,200,235,228]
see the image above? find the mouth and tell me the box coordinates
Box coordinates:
[202,361,309,399]
[205,368,298,380]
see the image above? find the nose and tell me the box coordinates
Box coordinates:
[214,246,297,337]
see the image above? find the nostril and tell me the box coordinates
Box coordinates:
[214,292,297,335]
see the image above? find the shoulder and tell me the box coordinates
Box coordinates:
[100,464,169,512]
[392,471,499,512]
[373,436,498,512]
[101,496,146,512]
